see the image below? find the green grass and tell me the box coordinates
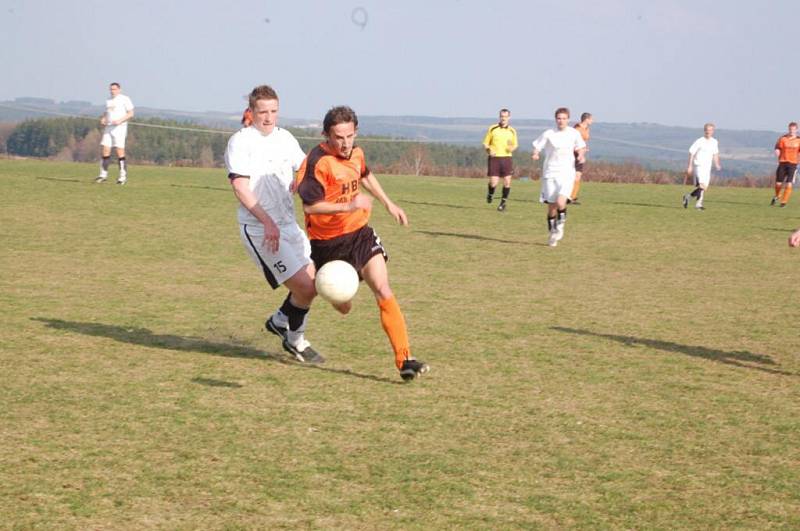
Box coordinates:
[2,159,799,529]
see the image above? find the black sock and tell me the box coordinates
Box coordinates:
[501,187,510,200]
[547,216,556,231]
[557,208,567,223]
[119,157,126,172]
[690,187,701,198]
[101,156,110,171]
[488,184,496,196]
[280,294,309,331]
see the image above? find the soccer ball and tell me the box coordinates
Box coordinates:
[315,260,359,304]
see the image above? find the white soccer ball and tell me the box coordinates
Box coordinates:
[315,260,359,304]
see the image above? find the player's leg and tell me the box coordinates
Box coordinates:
[694,167,710,209]
[572,171,582,203]
[781,166,797,206]
[361,254,429,380]
[497,172,512,211]
[487,175,499,203]
[241,225,324,363]
[554,189,570,241]
[773,165,785,206]
[96,134,112,182]
[114,132,128,184]
[541,179,559,246]
[116,146,127,184]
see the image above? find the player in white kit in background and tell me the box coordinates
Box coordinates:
[225,84,324,364]
[532,107,587,247]
[95,82,134,184]
[682,123,721,210]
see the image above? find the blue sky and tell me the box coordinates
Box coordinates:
[0,0,794,129]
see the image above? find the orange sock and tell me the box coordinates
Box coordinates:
[776,184,783,197]
[782,185,793,204]
[378,296,411,369]
[571,180,581,200]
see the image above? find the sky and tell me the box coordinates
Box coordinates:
[0,0,795,130]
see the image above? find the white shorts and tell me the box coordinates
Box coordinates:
[694,165,711,186]
[101,125,128,148]
[240,223,311,289]
[539,176,575,204]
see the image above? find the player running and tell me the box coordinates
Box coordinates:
[571,112,593,204]
[225,85,324,364]
[532,107,586,247]
[482,108,518,211]
[771,122,800,207]
[297,106,430,381]
[95,82,134,184]
[682,123,721,210]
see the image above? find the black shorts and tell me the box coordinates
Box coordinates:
[574,152,585,172]
[310,225,387,278]
[776,162,797,184]
[487,156,513,177]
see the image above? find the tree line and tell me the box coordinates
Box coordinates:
[2,116,770,186]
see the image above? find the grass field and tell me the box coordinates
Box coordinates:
[2,159,799,529]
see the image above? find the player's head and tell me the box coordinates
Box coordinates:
[248,85,279,135]
[555,107,570,129]
[499,108,510,126]
[323,106,358,158]
[580,112,593,125]
[789,122,798,135]
[109,82,120,97]
[704,123,715,137]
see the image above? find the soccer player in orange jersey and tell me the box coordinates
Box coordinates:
[571,112,592,204]
[771,122,800,207]
[297,106,430,381]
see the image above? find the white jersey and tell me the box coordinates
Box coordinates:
[224,126,307,229]
[689,136,719,167]
[532,127,586,179]
[104,94,134,131]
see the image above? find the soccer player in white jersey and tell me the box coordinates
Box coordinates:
[532,107,586,247]
[95,82,134,184]
[225,84,323,364]
[682,123,721,210]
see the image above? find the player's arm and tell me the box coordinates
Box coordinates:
[360,171,408,225]
[508,128,518,153]
[482,128,494,156]
[531,133,547,160]
[302,195,372,215]
[298,163,373,215]
[230,175,281,252]
[113,110,134,126]
[714,152,721,171]
[775,139,782,159]
[687,152,695,174]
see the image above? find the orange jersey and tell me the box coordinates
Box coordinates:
[297,143,371,240]
[776,134,800,164]
[574,122,590,142]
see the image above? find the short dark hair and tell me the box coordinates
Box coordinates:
[500,108,510,115]
[555,107,570,118]
[580,112,592,122]
[110,82,120,88]
[248,85,279,109]
[323,105,358,133]
[790,122,798,128]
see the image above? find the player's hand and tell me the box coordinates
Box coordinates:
[577,155,586,164]
[349,193,373,212]
[386,202,408,226]
[789,229,800,248]
[686,167,693,176]
[532,152,540,161]
[289,178,299,194]
[262,218,280,253]
[716,165,722,172]
[100,117,107,126]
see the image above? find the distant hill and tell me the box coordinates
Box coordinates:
[0,97,778,176]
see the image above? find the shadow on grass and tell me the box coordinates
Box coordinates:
[609,201,678,210]
[169,184,229,192]
[32,318,402,385]
[551,326,794,376]
[415,230,525,244]
[36,176,83,183]
[191,377,243,388]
